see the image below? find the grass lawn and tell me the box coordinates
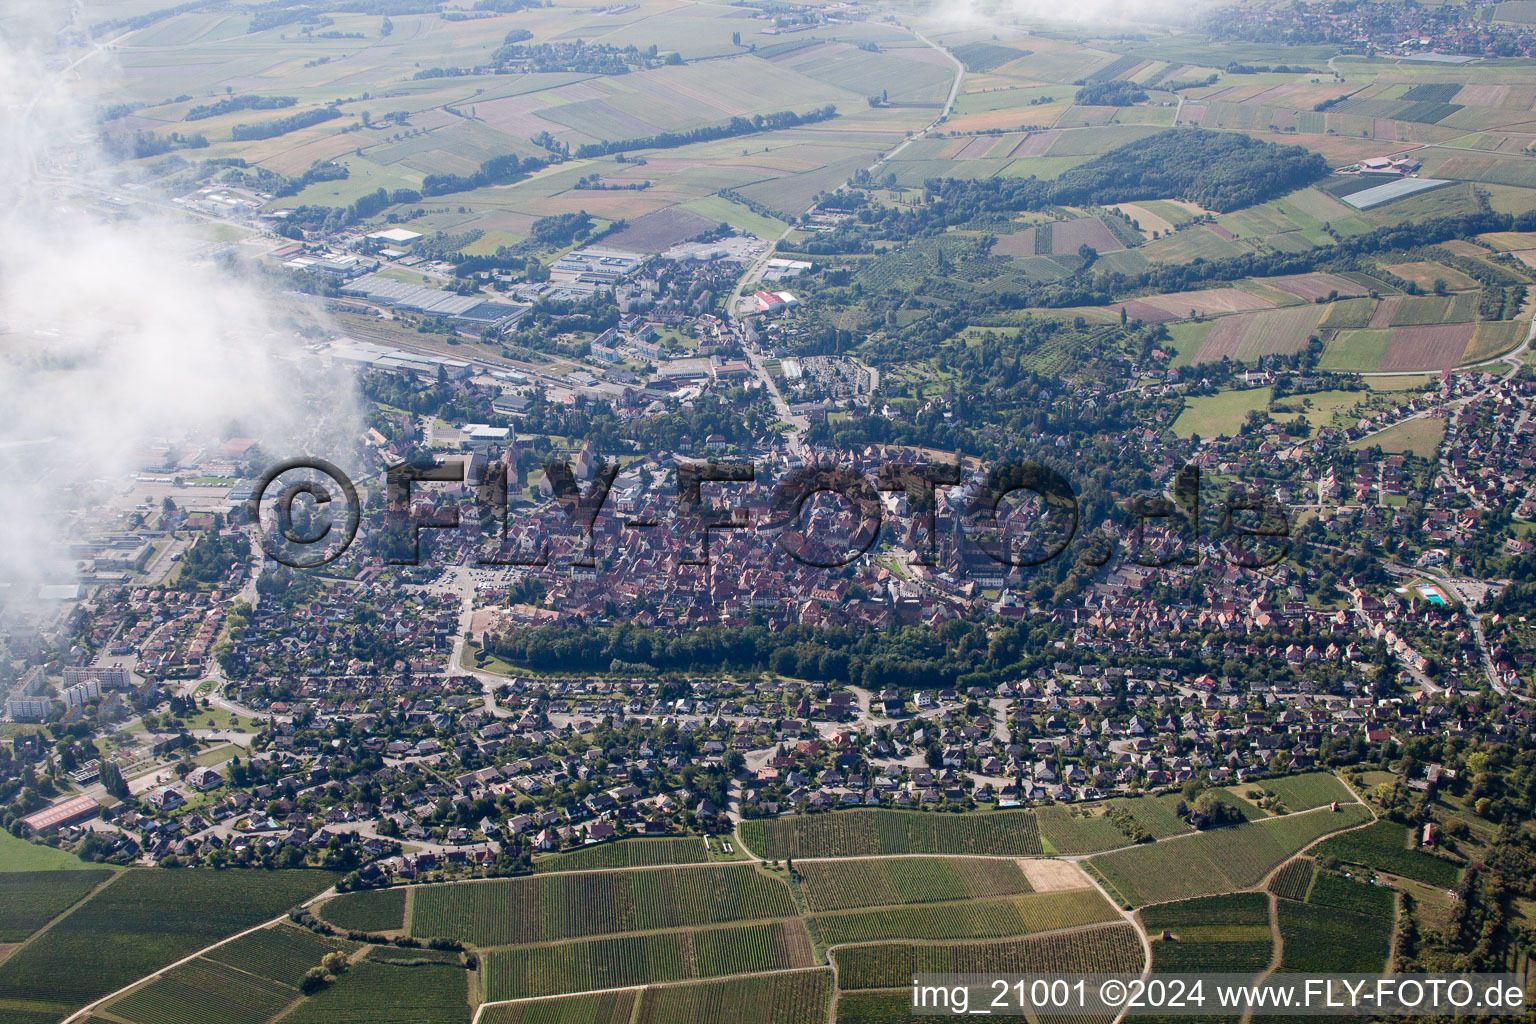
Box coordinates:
[0,830,100,872]
[462,641,517,676]
[1173,387,1271,439]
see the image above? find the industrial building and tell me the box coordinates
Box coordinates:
[20,795,101,835]
[340,273,529,333]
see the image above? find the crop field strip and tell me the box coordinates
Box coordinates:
[0,870,115,943]
[1140,893,1274,973]
[203,925,360,988]
[0,869,336,1013]
[477,968,833,1024]
[738,808,1044,859]
[407,864,797,947]
[480,919,816,1001]
[529,837,707,873]
[318,887,405,933]
[1275,899,1393,974]
[1256,773,1355,812]
[796,856,1034,912]
[831,922,1144,990]
[811,887,1120,945]
[1087,802,1372,907]
[107,958,297,1024]
[1265,858,1316,903]
[280,958,471,1024]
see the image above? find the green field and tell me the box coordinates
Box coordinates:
[204,925,359,989]
[1351,416,1446,456]
[482,920,814,1000]
[633,970,833,1024]
[796,857,1032,912]
[481,991,637,1024]
[318,887,405,933]
[1089,804,1373,907]
[1258,773,1355,813]
[1318,328,1394,372]
[108,957,297,1024]
[737,809,1043,859]
[1173,387,1272,439]
[0,870,114,942]
[406,865,796,947]
[530,838,707,873]
[812,888,1120,944]
[832,923,1144,990]
[1266,858,1316,902]
[282,959,471,1024]
[0,831,100,872]
[1306,871,1397,918]
[1140,893,1274,973]
[1311,820,1462,887]
[0,869,335,1016]
[1276,900,1393,973]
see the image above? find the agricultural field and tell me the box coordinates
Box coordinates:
[632,969,834,1024]
[1140,893,1274,973]
[481,920,815,1000]
[204,925,360,989]
[318,887,406,933]
[812,888,1120,944]
[0,831,100,873]
[282,959,471,1024]
[1257,773,1356,813]
[796,856,1032,912]
[0,869,335,1014]
[1172,388,1272,440]
[1311,820,1462,887]
[107,957,297,1024]
[1353,415,1447,456]
[481,991,638,1024]
[529,837,707,873]
[1306,871,1398,918]
[1276,900,1393,973]
[1089,804,1372,906]
[407,865,797,946]
[737,809,1043,859]
[0,870,113,943]
[831,923,1144,990]
[1266,858,1316,903]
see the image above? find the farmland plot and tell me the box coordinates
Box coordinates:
[738,809,1043,859]
[832,923,1144,990]
[0,870,113,942]
[1259,773,1355,812]
[108,959,295,1024]
[482,920,815,1000]
[480,991,637,1024]
[204,926,359,989]
[530,838,706,873]
[812,888,1119,944]
[797,857,1032,912]
[1140,893,1274,973]
[1089,804,1371,906]
[1311,821,1461,887]
[633,969,834,1024]
[1276,901,1392,973]
[283,960,470,1024]
[318,887,405,933]
[0,869,335,1012]
[1266,859,1316,903]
